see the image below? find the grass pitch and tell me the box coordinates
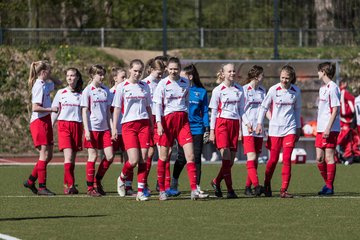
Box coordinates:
[1,163,360,240]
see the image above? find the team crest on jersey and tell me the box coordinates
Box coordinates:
[194,92,200,97]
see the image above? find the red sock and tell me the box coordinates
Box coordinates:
[165,160,171,190]
[186,162,197,191]
[86,161,95,191]
[222,160,233,191]
[64,163,73,187]
[137,163,146,192]
[70,163,75,185]
[246,160,259,187]
[145,157,152,181]
[96,158,112,182]
[37,160,47,189]
[317,162,327,182]
[264,150,280,186]
[121,161,134,182]
[326,163,336,190]
[157,159,166,192]
[281,147,293,190]
[214,166,224,185]
[28,162,38,185]
[125,168,134,190]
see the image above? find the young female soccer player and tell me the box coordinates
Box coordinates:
[153,57,206,201]
[242,65,267,197]
[209,63,245,199]
[170,64,210,197]
[23,61,57,196]
[255,65,302,198]
[51,68,83,194]
[81,64,114,197]
[141,58,166,197]
[315,62,341,195]
[112,59,153,201]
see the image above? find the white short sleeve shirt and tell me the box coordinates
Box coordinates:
[142,75,160,115]
[52,87,82,122]
[30,79,53,123]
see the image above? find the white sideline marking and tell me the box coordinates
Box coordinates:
[0,233,21,240]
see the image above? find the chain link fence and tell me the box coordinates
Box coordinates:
[1,28,359,49]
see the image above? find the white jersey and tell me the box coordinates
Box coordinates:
[112,80,151,124]
[109,86,122,133]
[242,83,266,137]
[257,83,301,137]
[142,75,160,115]
[209,82,245,129]
[80,83,111,131]
[356,96,360,126]
[30,79,53,123]
[316,81,341,132]
[52,87,82,122]
[153,76,190,117]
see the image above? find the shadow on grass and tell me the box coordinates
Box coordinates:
[0,214,107,222]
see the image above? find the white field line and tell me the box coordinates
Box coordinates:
[0,195,360,199]
[0,233,21,240]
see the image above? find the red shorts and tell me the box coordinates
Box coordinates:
[83,130,112,149]
[30,114,54,147]
[315,131,339,149]
[215,118,239,152]
[243,136,263,154]
[150,115,158,146]
[158,112,193,147]
[57,120,83,151]
[266,134,296,150]
[122,119,151,150]
[112,134,125,152]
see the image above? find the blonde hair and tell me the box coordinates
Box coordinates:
[28,61,51,88]
[216,63,234,84]
[142,58,165,78]
[109,67,126,85]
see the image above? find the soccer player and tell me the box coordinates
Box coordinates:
[51,68,83,195]
[81,64,114,197]
[170,64,210,197]
[23,60,58,196]
[141,58,166,197]
[356,92,360,134]
[209,63,245,199]
[255,65,302,198]
[242,65,267,197]
[315,62,340,195]
[112,59,153,201]
[153,57,206,200]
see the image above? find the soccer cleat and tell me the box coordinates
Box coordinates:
[136,192,149,201]
[244,186,254,197]
[23,180,38,194]
[280,189,294,198]
[253,185,264,197]
[125,188,137,196]
[95,181,106,196]
[318,185,334,196]
[196,185,205,194]
[64,185,79,195]
[191,189,209,200]
[117,176,126,197]
[226,190,238,199]
[143,187,151,197]
[37,188,56,196]
[159,191,168,201]
[87,188,101,197]
[264,185,272,197]
[210,180,223,198]
[165,188,181,197]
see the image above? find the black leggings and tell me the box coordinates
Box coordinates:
[173,134,203,185]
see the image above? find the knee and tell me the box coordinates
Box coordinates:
[316,155,324,163]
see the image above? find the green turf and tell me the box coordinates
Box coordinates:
[1,163,360,240]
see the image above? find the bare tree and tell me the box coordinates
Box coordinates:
[315,0,335,46]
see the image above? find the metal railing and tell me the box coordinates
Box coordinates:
[1,28,359,49]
